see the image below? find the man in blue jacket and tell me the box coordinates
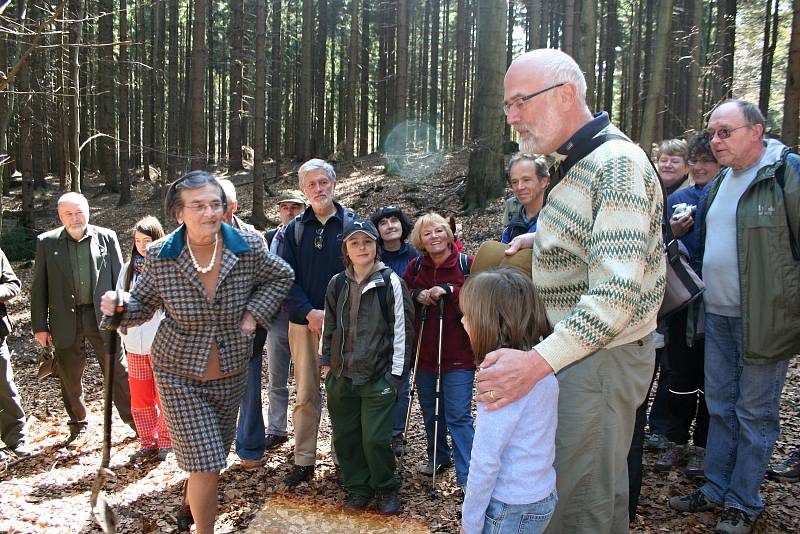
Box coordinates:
[280,158,357,486]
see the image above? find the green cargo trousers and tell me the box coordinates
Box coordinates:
[325,373,400,497]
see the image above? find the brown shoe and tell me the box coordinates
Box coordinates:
[239,458,263,469]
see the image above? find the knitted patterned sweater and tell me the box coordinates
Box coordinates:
[532,123,666,372]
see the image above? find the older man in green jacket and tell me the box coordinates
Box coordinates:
[669,100,800,534]
[31,192,134,445]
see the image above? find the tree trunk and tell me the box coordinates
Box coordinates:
[228,0,244,171]
[190,0,207,170]
[758,0,780,118]
[296,0,313,160]
[97,0,118,192]
[344,0,359,161]
[270,0,282,171]
[313,0,328,155]
[563,0,575,54]
[783,0,800,151]
[452,0,467,146]
[119,0,131,205]
[527,0,542,50]
[358,0,370,156]
[640,0,674,153]
[19,0,34,227]
[464,0,507,211]
[686,0,702,131]
[428,0,440,150]
[206,1,215,165]
[167,0,180,188]
[577,0,596,109]
[252,0,267,227]
[394,0,409,128]
[68,0,83,192]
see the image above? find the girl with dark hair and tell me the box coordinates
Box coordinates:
[118,216,170,462]
[459,268,558,534]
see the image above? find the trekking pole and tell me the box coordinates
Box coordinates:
[398,304,428,471]
[90,289,125,533]
[429,296,446,499]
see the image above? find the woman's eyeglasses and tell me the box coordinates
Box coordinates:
[314,228,324,250]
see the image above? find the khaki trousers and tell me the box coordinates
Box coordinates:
[288,323,322,466]
[545,333,655,534]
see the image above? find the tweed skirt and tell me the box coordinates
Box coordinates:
[153,365,247,472]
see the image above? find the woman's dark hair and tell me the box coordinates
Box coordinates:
[460,267,552,365]
[123,216,165,291]
[370,206,413,246]
[164,170,227,220]
[687,131,717,163]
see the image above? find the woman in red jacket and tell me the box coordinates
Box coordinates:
[403,212,475,491]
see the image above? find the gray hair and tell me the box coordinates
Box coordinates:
[514,49,587,104]
[507,153,550,179]
[298,158,336,189]
[216,178,237,203]
[58,192,89,211]
[719,99,766,137]
[165,171,227,220]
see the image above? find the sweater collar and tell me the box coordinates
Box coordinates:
[157,222,251,259]
[556,111,611,157]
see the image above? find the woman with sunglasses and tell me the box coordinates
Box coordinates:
[100,171,293,533]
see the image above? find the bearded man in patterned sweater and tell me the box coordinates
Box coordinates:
[475,49,666,533]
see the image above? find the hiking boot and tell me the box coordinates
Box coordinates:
[645,433,670,451]
[714,507,754,534]
[391,435,404,457]
[669,489,717,513]
[264,434,289,451]
[377,490,401,514]
[239,458,263,470]
[129,448,159,463]
[654,443,687,472]
[419,458,453,476]
[344,492,372,511]
[157,448,173,462]
[684,446,706,478]
[284,464,314,486]
[65,424,87,447]
[9,441,32,458]
[766,449,800,483]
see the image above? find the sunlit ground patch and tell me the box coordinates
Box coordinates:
[247,494,431,534]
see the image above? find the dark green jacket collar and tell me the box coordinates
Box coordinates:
[157,222,251,258]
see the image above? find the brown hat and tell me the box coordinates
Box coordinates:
[278,189,308,206]
[471,240,533,279]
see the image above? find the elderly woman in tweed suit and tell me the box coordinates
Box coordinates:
[101,171,293,534]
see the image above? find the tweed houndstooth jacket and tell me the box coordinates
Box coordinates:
[115,222,294,377]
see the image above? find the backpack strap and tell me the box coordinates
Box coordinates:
[412,255,423,276]
[775,152,800,262]
[295,207,356,246]
[458,252,470,279]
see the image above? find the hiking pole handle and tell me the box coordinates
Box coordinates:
[438,295,446,320]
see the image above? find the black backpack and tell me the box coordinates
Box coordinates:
[332,268,394,325]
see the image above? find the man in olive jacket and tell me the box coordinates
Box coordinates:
[31,193,134,445]
[669,100,800,534]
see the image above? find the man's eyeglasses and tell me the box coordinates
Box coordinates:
[185,201,225,215]
[706,124,751,140]
[314,228,324,250]
[503,83,565,116]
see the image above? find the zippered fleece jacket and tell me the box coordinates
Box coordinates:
[532,123,666,373]
[320,265,415,385]
[403,250,476,373]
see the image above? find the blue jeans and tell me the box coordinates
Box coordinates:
[416,368,475,486]
[393,372,411,436]
[235,326,268,460]
[482,491,557,534]
[266,311,292,436]
[701,313,790,517]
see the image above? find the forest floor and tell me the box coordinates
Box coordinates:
[1,150,799,533]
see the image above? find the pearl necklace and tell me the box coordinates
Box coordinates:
[186,233,218,274]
